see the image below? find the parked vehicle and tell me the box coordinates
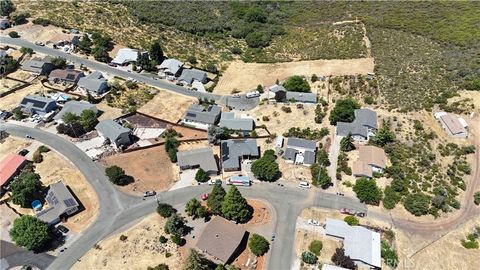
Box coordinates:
[232,94,241,98]
[340,208,357,215]
[143,191,156,197]
[200,193,209,200]
[307,219,321,226]
[227,175,251,186]
[25,134,33,139]
[34,41,45,46]
[57,225,69,235]
[18,149,29,156]
[107,62,117,67]
[246,91,260,99]
[208,179,222,185]
[298,181,311,189]
[356,212,366,217]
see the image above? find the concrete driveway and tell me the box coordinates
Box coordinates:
[328,135,342,190]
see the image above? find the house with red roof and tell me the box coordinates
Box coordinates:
[0,154,27,194]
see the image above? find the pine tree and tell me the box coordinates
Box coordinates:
[221,186,251,223]
[207,184,226,215]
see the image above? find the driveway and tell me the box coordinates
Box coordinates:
[328,134,342,190]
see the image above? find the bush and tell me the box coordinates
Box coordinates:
[195,168,208,182]
[381,240,399,268]
[32,18,50,26]
[119,235,127,241]
[159,235,168,243]
[105,166,131,185]
[251,150,279,182]
[329,98,360,125]
[10,215,49,251]
[353,178,382,205]
[308,240,323,256]
[474,191,480,205]
[147,264,169,270]
[403,193,431,216]
[331,248,355,269]
[157,203,176,218]
[165,252,172,258]
[283,76,311,93]
[249,234,270,256]
[8,31,20,38]
[32,151,43,163]
[170,234,183,245]
[37,145,50,153]
[344,216,359,226]
[281,106,292,113]
[301,251,318,265]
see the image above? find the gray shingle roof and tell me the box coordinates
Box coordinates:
[287,137,317,151]
[218,112,254,131]
[95,120,131,142]
[54,101,97,121]
[286,92,317,103]
[77,71,108,93]
[184,104,221,125]
[221,139,259,170]
[354,109,377,129]
[336,122,368,138]
[284,147,298,161]
[179,69,208,84]
[269,84,286,93]
[159,58,183,75]
[304,150,316,164]
[21,57,53,74]
[336,109,377,138]
[37,181,79,224]
[177,147,218,173]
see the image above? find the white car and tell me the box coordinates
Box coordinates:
[307,219,320,226]
[246,91,260,98]
[298,181,311,189]
[208,179,222,185]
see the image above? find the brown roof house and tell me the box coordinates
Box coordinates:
[352,145,387,178]
[196,216,248,264]
[49,69,85,84]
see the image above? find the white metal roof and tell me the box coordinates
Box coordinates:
[458,117,468,128]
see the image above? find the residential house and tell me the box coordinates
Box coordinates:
[48,33,80,47]
[21,57,54,75]
[182,104,222,130]
[111,48,148,66]
[95,120,132,147]
[0,154,27,194]
[19,95,57,116]
[53,100,97,123]
[49,69,85,84]
[158,58,183,76]
[436,112,468,138]
[268,84,317,103]
[36,181,79,226]
[352,145,387,179]
[325,218,381,269]
[178,69,208,85]
[177,147,218,175]
[336,109,378,142]
[221,139,259,172]
[218,112,255,134]
[283,137,317,166]
[196,216,248,264]
[77,71,109,95]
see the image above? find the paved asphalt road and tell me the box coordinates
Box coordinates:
[0,36,259,111]
[0,123,366,270]
[1,240,55,270]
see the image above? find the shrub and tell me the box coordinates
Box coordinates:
[32,18,50,26]
[170,234,183,245]
[10,215,49,251]
[308,240,323,256]
[8,31,20,38]
[331,248,355,269]
[165,252,172,258]
[119,235,127,241]
[195,168,208,182]
[159,235,168,243]
[344,216,359,226]
[474,191,480,205]
[37,145,50,153]
[157,203,176,218]
[283,76,311,92]
[32,151,43,163]
[381,240,399,268]
[105,166,131,185]
[281,106,292,113]
[403,193,431,216]
[249,234,270,256]
[301,251,317,264]
[262,116,270,121]
[147,264,169,270]
[251,150,279,182]
[353,178,382,205]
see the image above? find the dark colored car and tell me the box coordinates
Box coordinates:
[57,225,69,235]
[18,149,29,156]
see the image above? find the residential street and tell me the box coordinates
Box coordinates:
[0,36,259,111]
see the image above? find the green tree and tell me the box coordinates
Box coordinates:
[383,186,401,209]
[311,164,331,189]
[0,0,15,16]
[207,184,226,215]
[12,107,25,120]
[182,249,215,270]
[316,148,330,167]
[283,75,311,93]
[344,216,359,226]
[370,119,396,147]
[353,178,382,205]
[92,46,110,63]
[308,240,323,256]
[165,136,179,162]
[147,264,169,270]
[195,168,208,182]
[381,240,399,268]
[301,251,318,264]
[256,84,264,93]
[474,191,480,205]
[157,203,176,218]
[10,172,42,208]
[8,31,19,38]
[20,47,33,56]
[251,150,279,181]
[340,133,355,152]
[164,213,187,236]
[10,215,49,251]
[51,57,66,69]
[331,248,355,269]
[80,109,98,131]
[149,40,165,63]
[249,234,270,256]
[329,98,360,125]
[185,198,202,218]
[245,31,271,48]
[105,165,130,185]
[403,193,431,216]
[78,34,92,54]
[221,186,251,223]
[62,112,80,125]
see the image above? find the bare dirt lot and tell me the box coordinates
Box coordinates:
[102,145,176,195]
[0,82,49,111]
[35,151,99,232]
[139,90,197,123]
[96,101,124,121]
[0,137,31,157]
[72,213,183,270]
[215,58,374,94]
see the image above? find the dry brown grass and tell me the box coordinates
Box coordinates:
[215,58,374,94]
[0,137,31,157]
[72,213,183,270]
[138,90,196,123]
[0,82,49,111]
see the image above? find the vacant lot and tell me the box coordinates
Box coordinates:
[215,58,374,94]
[96,101,124,121]
[0,83,49,111]
[34,151,99,232]
[0,137,31,157]
[139,90,197,123]
[72,213,182,270]
[102,145,176,195]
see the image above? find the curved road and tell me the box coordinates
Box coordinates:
[0,123,366,270]
[0,36,259,111]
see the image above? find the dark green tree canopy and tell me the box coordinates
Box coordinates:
[353,178,382,205]
[11,172,42,208]
[164,213,187,236]
[283,75,311,93]
[329,98,360,125]
[157,203,176,218]
[251,150,279,181]
[403,193,431,216]
[0,0,15,16]
[221,186,251,223]
[105,165,131,185]
[249,234,270,256]
[340,133,355,152]
[207,184,226,215]
[10,215,49,251]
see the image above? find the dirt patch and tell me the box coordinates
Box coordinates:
[0,204,20,242]
[102,145,176,195]
[96,101,124,121]
[215,58,374,94]
[34,151,99,232]
[72,213,183,270]
[0,82,49,111]
[0,137,31,157]
[139,90,197,123]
